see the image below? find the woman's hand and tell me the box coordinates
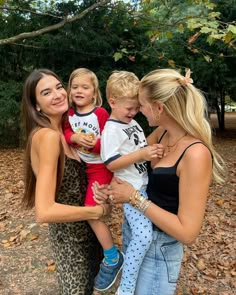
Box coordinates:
[92,181,110,204]
[108,177,135,204]
[92,178,135,205]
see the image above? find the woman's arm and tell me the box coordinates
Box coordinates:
[32,129,109,223]
[107,145,159,172]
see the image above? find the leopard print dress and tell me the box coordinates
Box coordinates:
[48,156,102,295]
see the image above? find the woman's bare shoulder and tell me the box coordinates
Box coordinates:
[32,128,61,152]
[32,128,59,141]
[183,141,212,166]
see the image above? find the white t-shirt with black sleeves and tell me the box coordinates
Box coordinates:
[101,119,148,190]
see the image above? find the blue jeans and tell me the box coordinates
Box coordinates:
[122,218,183,295]
[118,192,153,295]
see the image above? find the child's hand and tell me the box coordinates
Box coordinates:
[85,133,97,149]
[140,144,164,161]
[74,132,96,149]
[140,145,159,161]
[156,143,164,158]
[92,181,110,204]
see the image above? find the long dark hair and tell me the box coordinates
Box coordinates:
[21,69,67,209]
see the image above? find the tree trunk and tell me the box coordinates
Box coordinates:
[218,89,225,130]
[214,95,225,131]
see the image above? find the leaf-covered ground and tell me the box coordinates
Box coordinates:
[0,113,235,295]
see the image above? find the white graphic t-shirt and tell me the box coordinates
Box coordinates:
[101,119,148,190]
[64,107,109,163]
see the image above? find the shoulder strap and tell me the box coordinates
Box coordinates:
[158,130,167,143]
[175,142,205,167]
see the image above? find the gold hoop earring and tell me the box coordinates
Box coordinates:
[156,113,160,121]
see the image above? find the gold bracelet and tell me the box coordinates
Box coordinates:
[140,199,151,213]
[100,204,105,216]
[134,191,145,205]
[129,190,137,204]
[129,191,151,213]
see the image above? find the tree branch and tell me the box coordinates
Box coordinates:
[0,6,63,19]
[0,0,111,45]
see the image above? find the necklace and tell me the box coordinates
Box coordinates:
[167,132,187,153]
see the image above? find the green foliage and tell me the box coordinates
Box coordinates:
[114,0,236,60]
[0,0,235,145]
[0,0,144,146]
[0,80,22,146]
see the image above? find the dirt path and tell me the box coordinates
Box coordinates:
[0,113,235,295]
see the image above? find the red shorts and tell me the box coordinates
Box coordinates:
[84,163,113,206]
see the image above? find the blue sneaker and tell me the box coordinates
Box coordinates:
[94,250,124,291]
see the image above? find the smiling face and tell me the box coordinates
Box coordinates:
[70,74,95,112]
[35,75,68,118]
[109,97,140,123]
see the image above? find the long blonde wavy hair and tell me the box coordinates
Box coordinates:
[140,68,225,184]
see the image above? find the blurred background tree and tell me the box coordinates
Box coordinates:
[0,0,235,146]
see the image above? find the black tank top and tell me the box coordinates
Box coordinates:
[147,137,204,215]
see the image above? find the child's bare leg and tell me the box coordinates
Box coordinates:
[88,219,113,250]
[88,219,120,266]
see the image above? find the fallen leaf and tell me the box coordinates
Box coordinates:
[215,199,224,207]
[1,240,9,244]
[19,229,30,240]
[9,236,17,242]
[196,258,206,271]
[46,264,56,272]
[30,234,39,241]
[46,259,54,266]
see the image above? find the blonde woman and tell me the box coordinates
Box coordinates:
[93,68,225,295]
[97,71,163,295]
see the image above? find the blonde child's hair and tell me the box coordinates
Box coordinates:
[106,70,140,101]
[140,68,226,184]
[68,68,102,107]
